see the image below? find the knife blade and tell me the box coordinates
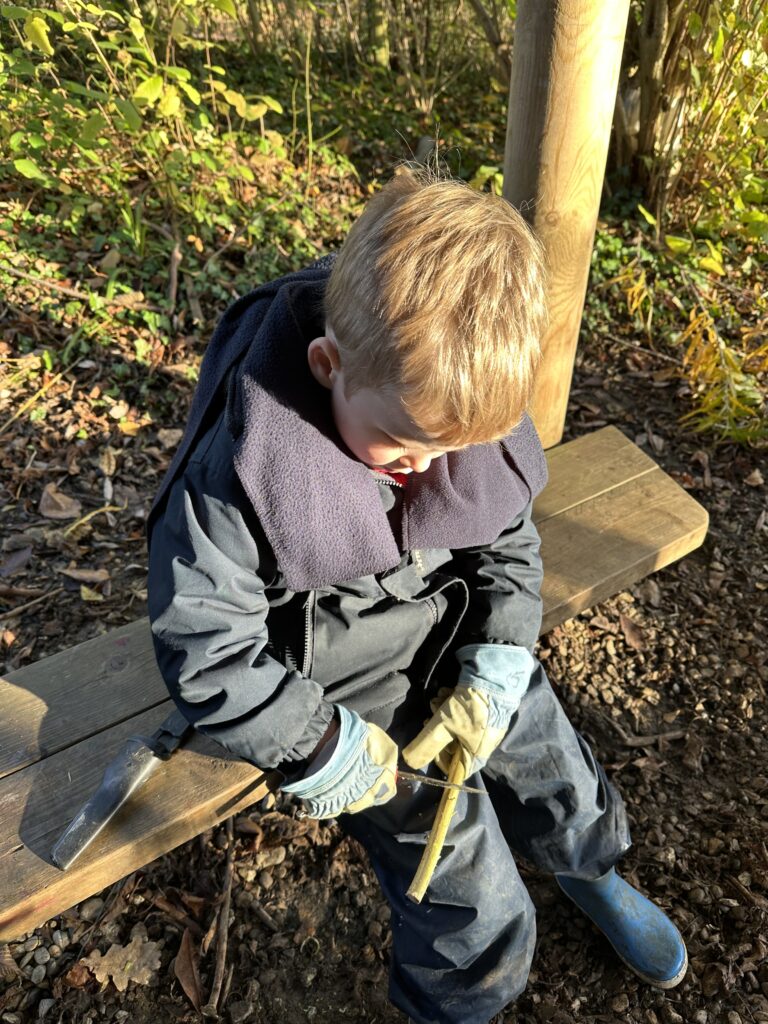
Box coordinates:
[51,709,192,870]
[396,769,487,795]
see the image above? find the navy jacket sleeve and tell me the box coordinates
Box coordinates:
[147,415,335,772]
[447,500,543,654]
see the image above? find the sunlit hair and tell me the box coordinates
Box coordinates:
[324,165,547,447]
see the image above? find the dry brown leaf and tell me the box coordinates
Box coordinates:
[0,944,22,981]
[589,613,616,633]
[157,428,183,449]
[99,447,118,477]
[2,629,16,647]
[619,614,645,651]
[174,927,203,1012]
[745,468,764,487]
[0,546,33,577]
[59,566,110,584]
[61,961,96,990]
[81,931,161,993]
[80,584,104,602]
[39,482,82,520]
[636,578,661,607]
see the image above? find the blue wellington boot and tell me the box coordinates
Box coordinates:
[556,867,688,989]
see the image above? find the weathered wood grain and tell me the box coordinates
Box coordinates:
[0,708,270,941]
[504,0,632,447]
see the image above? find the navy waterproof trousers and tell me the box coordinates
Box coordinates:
[340,662,632,1024]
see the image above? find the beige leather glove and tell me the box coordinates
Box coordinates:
[282,706,398,818]
[402,643,535,778]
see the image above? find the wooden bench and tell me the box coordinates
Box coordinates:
[0,425,708,942]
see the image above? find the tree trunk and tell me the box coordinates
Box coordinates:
[503,0,631,448]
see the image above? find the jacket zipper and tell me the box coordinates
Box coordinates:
[302,591,316,677]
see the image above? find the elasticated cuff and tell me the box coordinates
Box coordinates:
[280,698,336,763]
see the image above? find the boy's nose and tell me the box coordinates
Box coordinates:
[403,453,433,473]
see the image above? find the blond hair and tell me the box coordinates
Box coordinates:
[324,166,547,447]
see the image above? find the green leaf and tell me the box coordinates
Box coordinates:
[699,255,725,275]
[224,88,247,117]
[133,74,163,105]
[113,97,142,131]
[712,25,725,63]
[244,101,267,120]
[1,5,30,18]
[158,84,180,117]
[178,80,201,105]
[14,156,47,180]
[688,11,703,38]
[212,0,237,16]
[81,112,107,145]
[23,14,54,55]
[637,203,657,226]
[10,58,35,75]
[256,94,283,114]
[665,235,693,254]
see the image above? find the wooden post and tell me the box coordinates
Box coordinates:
[504,0,631,449]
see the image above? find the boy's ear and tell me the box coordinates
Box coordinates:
[307,335,341,390]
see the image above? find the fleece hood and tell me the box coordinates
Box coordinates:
[149,258,548,591]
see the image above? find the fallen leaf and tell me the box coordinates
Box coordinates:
[0,546,33,577]
[0,944,22,981]
[745,468,764,487]
[81,931,161,993]
[80,584,104,602]
[108,400,130,420]
[700,961,727,997]
[118,419,142,436]
[174,928,202,1012]
[99,447,118,476]
[61,962,94,990]
[620,614,645,651]
[2,629,16,647]
[59,567,110,584]
[589,613,617,633]
[636,578,661,607]
[39,483,82,520]
[157,428,183,449]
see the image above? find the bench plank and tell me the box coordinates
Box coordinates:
[0,427,708,940]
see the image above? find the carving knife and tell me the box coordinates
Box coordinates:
[51,709,192,870]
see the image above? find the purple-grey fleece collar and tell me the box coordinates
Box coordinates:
[150,261,548,591]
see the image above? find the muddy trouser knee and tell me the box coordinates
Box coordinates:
[481,661,632,879]
[338,660,631,1024]
[339,771,536,1024]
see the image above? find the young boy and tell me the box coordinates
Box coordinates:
[146,168,687,1024]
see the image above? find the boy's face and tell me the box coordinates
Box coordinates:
[308,333,457,474]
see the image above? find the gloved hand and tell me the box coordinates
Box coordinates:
[402,643,535,778]
[281,705,398,819]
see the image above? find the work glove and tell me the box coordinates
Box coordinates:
[402,643,535,778]
[281,705,398,819]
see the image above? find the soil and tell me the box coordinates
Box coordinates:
[1,327,767,1024]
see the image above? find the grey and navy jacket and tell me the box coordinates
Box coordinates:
[146,261,549,779]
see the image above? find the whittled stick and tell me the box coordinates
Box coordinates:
[406,747,465,904]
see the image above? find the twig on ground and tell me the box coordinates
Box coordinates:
[599,713,687,748]
[2,587,65,620]
[168,240,182,315]
[251,901,279,932]
[202,816,234,1017]
[0,358,81,437]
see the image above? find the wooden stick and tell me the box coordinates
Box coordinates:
[406,747,465,905]
[202,817,234,1017]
